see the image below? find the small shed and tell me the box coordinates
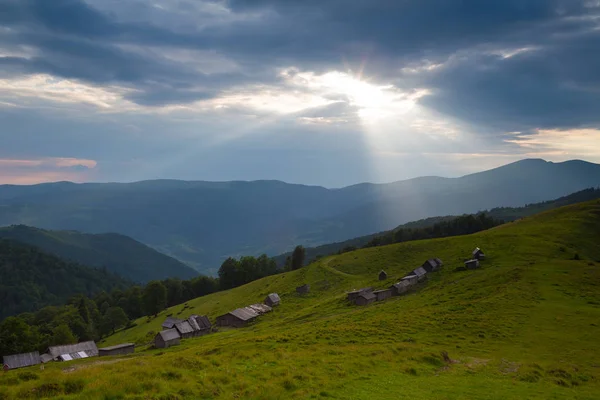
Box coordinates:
[155,329,181,349]
[390,281,411,296]
[378,270,388,281]
[473,248,485,260]
[194,315,212,333]
[347,287,373,302]
[175,321,195,339]
[434,258,443,267]
[401,275,419,286]
[355,291,376,306]
[412,267,428,281]
[373,289,393,301]
[47,341,98,361]
[422,259,439,273]
[99,343,135,357]
[465,259,480,269]
[162,317,183,330]
[2,351,40,370]
[265,293,281,307]
[296,284,310,294]
[216,307,259,328]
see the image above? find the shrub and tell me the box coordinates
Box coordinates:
[63,379,85,394]
[18,371,39,382]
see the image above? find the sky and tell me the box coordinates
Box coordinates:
[1,0,600,187]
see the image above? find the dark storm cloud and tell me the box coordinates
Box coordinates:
[1,0,599,133]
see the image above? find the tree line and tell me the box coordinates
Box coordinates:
[0,247,306,357]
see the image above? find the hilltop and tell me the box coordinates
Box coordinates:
[1,159,599,274]
[3,200,598,399]
[0,225,198,283]
[274,187,600,264]
[0,239,130,319]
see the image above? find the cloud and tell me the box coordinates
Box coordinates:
[0,157,97,184]
[1,0,600,186]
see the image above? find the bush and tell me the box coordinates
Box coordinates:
[63,379,85,394]
[18,371,39,381]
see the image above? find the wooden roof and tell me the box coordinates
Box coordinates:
[48,341,98,359]
[158,328,181,342]
[162,317,183,329]
[266,293,281,303]
[175,321,194,335]
[3,351,40,369]
[99,343,134,351]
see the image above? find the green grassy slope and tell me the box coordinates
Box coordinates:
[2,200,600,399]
[0,225,198,282]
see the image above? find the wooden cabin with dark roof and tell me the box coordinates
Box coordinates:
[216,307,259,328]
[265,293,281,307]
[2,351,40,370]
[412,266,428,281]
[47,341,98,362]
[347,287,373,302]
[390,281,411,296]
[162,316,183,330]
[401,275,419,286]
[373,289,392,301]
[155,329,181,349]
[379,270,388,281]
[465,259,480,269]
[355,291,376,306]
[473,248,485,260]
[175,320,195,339]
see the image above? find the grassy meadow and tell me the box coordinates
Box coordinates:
[1,200,600,399]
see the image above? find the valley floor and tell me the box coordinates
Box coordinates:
[2,201,600,399]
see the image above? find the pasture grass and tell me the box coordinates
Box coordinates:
[2,200,600,399]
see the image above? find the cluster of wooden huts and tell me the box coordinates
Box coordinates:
[216,293,280,328]
[155,314,212,349]
[347,258,443,306]
[464,247,486,269]
[2,341,135,371]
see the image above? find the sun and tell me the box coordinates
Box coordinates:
[295,70,417,121]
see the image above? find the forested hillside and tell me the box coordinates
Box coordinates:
[0,239,130,319]
[0,225,198,282]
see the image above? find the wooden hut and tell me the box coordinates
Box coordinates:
[465,259,480,269]
[99,343,135,357]
[47,341,98,361]
[155,329,180,349]
[347,287,373,302]
[412,266,428,281]
[194,315,212,334]
[422,259,440,273]
[265,293,281,307]
[175,321,195,339]
[2,352,40,370]
[401,275,419,286]
[216,307,259,328]
[161,317,183,330]
[378,270,388,281]
[390,281,411,296]
[355,291,376,306]
[296,284,310,294]
[434,258,443,267]
[473,248,485,260]
[373,289,393,301]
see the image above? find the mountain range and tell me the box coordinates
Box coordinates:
[1,158,599,275]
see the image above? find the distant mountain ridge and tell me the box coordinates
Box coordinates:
[0,158,599,275]
[0,226,198,283]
